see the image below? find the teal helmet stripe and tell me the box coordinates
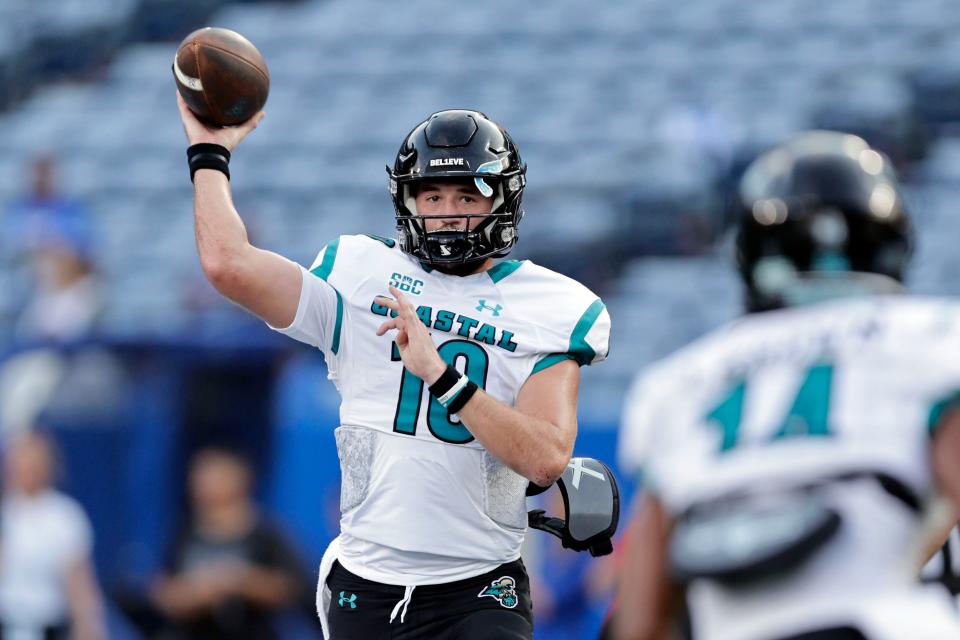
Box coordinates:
[474,157,508,197]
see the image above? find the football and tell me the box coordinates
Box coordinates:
[173,27,269,127]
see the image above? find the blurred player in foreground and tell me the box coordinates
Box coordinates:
[614,131,960,640]
[176,96,610,640]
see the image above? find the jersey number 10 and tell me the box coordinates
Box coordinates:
[706,364,834,453]
[391,340,490,444]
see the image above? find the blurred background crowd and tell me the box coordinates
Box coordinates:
[0,0,959,637]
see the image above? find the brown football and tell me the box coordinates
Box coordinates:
[174,27,269,127]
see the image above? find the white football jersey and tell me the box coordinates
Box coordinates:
[619,295,960,640]
[271,234,610,585]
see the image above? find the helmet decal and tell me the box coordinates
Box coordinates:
[474,177,494,198]
[474,158,509,197]
[430,157,466,167]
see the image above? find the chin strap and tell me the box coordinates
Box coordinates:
[527,457,621,557]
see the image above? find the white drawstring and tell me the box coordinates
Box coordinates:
[389,585,415,624]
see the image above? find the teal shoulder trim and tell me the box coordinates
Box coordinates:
[364,234,397,248]
[331,289,344,355]
[569,299,606,366]
[309,238,340,282]
[531,353,578,375]
[486,260,525,284]
[929,390,960,436]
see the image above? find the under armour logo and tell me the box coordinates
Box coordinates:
[338,591,357,609]
[567,458,606,490]
[476,300,503,316]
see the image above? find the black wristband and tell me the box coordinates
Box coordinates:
[428,364,478,413]
[428,364,462,399]
[446,380,478,414]
[187,143,231,182]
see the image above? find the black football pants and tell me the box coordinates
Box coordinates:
[326,559,533,639]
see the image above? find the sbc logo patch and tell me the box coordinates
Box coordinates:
[478,576,518,609]
[389,272,423,295]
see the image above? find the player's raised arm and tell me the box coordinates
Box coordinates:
[176,93,302,328]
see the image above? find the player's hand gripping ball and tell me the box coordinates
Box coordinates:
[173,27,269,127]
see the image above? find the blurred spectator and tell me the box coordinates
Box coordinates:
[14,237,100,342]
[0,153,109,437]
[0,430,106,640]
[142,447,313,640]
[7,155,91,246]
[5,154,100,343]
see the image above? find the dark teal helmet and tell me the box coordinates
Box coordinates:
[388,109,526,267]
[735,131,912,312]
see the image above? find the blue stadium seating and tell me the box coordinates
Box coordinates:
[1,0,960,416]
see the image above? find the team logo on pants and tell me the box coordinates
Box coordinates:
[478,576,518,608]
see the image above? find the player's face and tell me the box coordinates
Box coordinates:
[415,180,494,233]
[189,452,252,511]
[5,435,54,495]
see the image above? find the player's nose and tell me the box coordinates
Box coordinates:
[437,215,468,230]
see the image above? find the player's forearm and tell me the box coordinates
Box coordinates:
[458,390,573,486]
[614,496,675,640]
[192,171,302,326]
[193,170,253,280]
